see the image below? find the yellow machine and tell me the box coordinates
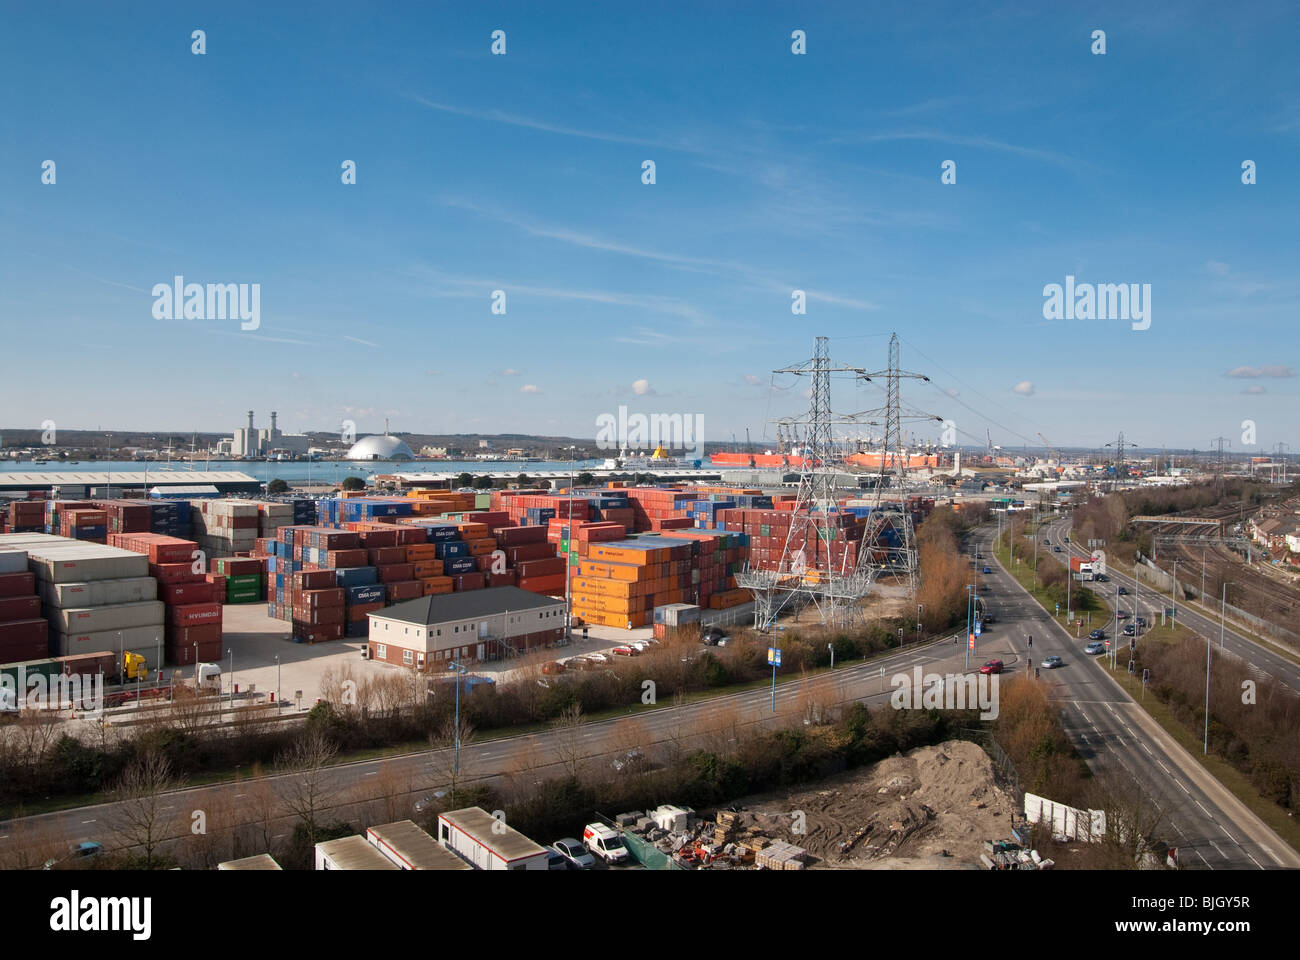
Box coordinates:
[122,651,149,683]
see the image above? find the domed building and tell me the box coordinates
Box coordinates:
[345,435,414,461]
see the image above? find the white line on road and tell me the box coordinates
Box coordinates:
[81,820,95,824]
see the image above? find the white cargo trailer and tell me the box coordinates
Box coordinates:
[366,820,472,871]
[436,807,549,871]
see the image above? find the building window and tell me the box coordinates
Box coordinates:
[403,649,413,665]
[375,644,387,659]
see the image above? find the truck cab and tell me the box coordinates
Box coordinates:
[582,823,629,864]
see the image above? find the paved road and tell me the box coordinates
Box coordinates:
[978,521,1296,870]
[1042,519,1300,694]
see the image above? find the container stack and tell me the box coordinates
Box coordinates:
[108,533,221,665]
[210,557,264,604]
[1,533,164,665]
[569,537,696,629]
[659,529,749,609]
[5,499,46,534]
[59,507,109,543]
[190,499,260,557]
[716,507,864,574]
[0,548,47,663]
[546,520,627,574]
[96,500,154,534]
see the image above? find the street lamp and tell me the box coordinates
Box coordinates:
[274,654,281,712]
[227,649,233,708]
[916,603,923,647]
[448,659,469,779]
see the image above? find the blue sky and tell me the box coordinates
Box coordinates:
[2,1,1297,454]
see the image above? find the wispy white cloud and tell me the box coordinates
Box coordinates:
[343,335,378,347]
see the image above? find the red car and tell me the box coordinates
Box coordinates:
[979,659,1004,675]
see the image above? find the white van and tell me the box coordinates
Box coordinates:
[582,823,629,864]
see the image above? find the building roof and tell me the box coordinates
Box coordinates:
[366,820,473,870]
[438,806,548,863]
[316,834,401,870]
[346,435,414,461]
[217,853,282,870]
[372,585,564,625]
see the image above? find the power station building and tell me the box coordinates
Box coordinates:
[219,411,310,458]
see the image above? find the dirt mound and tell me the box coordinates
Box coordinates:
[727,739,1014,869]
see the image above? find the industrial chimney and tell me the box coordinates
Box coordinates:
[247,410,255,433]
[270,411,278,433]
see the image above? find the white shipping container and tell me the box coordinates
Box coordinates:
[41,577,159,608]
[53,625,162,662]
[436,807,549,871]
[314,835,400,871]
[23,545,149,583]
[49,600,166,634]
[0,551,28,574]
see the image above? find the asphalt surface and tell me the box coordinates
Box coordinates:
[1042,520,1300,694]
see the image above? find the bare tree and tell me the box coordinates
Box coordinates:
[429,714,477,797]
[242,775,283,859]
[0,806,66,870]
[549,702,587,779]
[504,734,548,798]
[113,748,182,868]
[276,729,339,849]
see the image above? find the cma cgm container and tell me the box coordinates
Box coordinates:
[436,806,549,870]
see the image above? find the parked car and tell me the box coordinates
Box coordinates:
[546,850,570,871]
[701,626,728,644]
[1085,641,1106,655]
[1089,628,1106,640]
[551,838,595,870]
[583,823,630,864]
[611,748,648,773]
[1041,655,1063,669]
[979,659,1004,675]
[541,660,565,675]
[586,652,609,664]
[612,645,639,657]
[564,656,591,671]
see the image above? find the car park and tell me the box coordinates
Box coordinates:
[551,838,595,869]
[1085,641,1106,655]
[1042,655,1063,669]
[979,659,1003,675]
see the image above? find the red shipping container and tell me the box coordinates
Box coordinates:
[369,547,405,566]
[506,543,554,563]
[359,529,399,548]
[517,557,565,578]
[0,617,48,649]
[167,603,222,626]
[293,571,336,590]
[377,563,414,583]
[518,574,567,594]
[488,570,518,588]
[301,588,346,609]
[206,573,228,594]
[159,581,218,605]
[211,557,263,576]
[386,580,422,602]
[292,622,343,642]
[451,573,485,591]
[165,623,222,646]
[326,549,368,568]
[0,595,41,622]
[475,555,495,573]
[347,601,385,622]
[0,572,36,598]
[496,525,548,546]
[148,538,199,564]
[291,606,345,626]
[151,562,203,584]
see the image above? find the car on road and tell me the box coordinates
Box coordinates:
[551,838,596,870]
[1095,574,1109,582]
[982,613,996,624]
[1122,625,1137,637]
[1135,617,1147,627]
[1089,629,1106,640]
[1118,586,1128,595]
[1053,546,1062,552]
[1085,641,1106,655]
[1042,655,1063,669]
[982,566,991,574]
[1115,610,1129,620]
[1063,536,1070,542]
[979,659,1004,675]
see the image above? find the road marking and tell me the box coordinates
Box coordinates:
[364,771,377,777]
[234,793,246,799]
[81,820,96,824]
